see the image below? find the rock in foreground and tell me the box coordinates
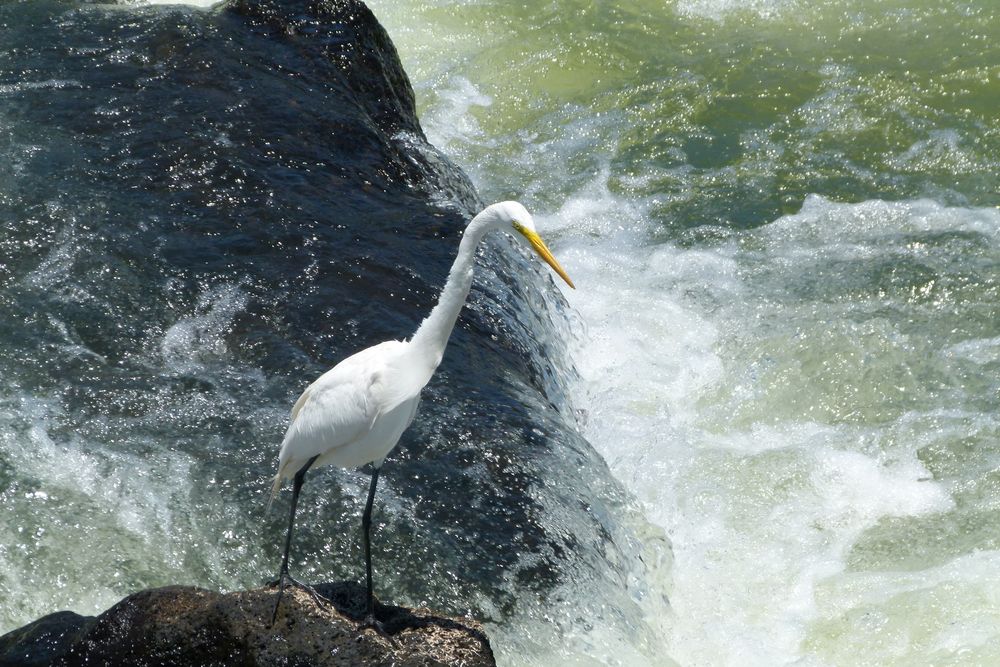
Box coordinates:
[0,582,495,667]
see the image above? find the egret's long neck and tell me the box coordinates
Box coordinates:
[410,210,502,365]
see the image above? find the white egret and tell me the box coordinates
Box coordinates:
[268,201,574,630]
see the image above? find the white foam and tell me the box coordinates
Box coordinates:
[943,335,1000,365]
[675,0,802,21]
[761,194,1000,246]
[0,394,197,630]
[0,80,83,96]
[890,129,986,174]
[132,0,220,7]
[543,191,998,665]
[159,282,248,370]
[806,549,1000,663]
[420,76,495,152]
[20,206,82,294]
[0,277,268,632]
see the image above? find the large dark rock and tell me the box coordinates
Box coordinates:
[0,611,95,667]
[228,0,422,137]
[0,0,656,659]
[0,583,495,667]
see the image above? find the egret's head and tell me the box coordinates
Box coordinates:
[493,201,575,289]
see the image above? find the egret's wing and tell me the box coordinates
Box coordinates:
[277,371,377,474]
[269,340,426,508]
[289,384,313,423]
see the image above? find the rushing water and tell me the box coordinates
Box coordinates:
[366,0,1000,664]
[3,0,1000,666]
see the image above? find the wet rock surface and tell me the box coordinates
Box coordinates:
[0,583,495,667]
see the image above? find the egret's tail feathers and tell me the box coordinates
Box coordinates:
[266,472,283,513]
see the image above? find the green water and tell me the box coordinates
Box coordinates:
[373,0,999,220]
[369,0,1000,664]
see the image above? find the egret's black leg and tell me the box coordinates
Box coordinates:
[359,466,394,640]
[362,466,380,620]
[270,455,321,624]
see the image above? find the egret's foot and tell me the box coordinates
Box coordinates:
[269,572,328,625]
[359,614,396,644]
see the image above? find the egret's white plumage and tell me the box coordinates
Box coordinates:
[269,340,421,501]
[267,201,573,629]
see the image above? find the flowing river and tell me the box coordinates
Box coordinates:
[3,1,1000,665]
[368,0,1000,664]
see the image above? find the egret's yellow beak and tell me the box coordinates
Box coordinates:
[514,223,575,289]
